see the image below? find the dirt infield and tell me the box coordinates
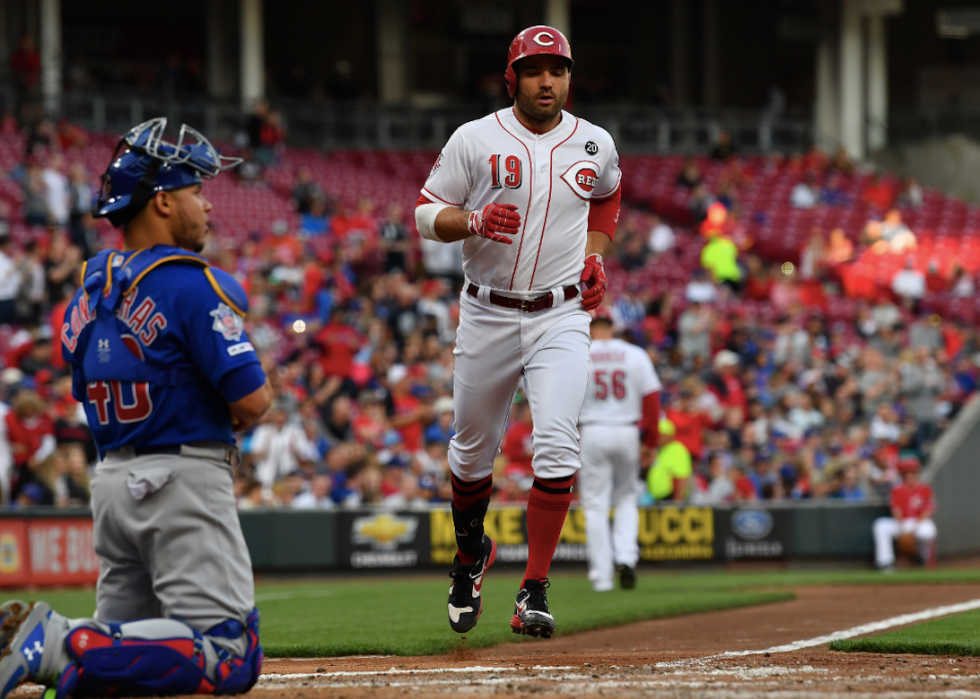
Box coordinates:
[251,583,980,698]
[11,583,980,698]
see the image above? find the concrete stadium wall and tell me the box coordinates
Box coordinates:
[873,134,980,206]
[922,396,980,558]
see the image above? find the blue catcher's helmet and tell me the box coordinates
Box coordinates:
[94,117,242,228]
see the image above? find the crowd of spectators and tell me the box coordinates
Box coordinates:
[0,115,976,512]
[602,135,978,505]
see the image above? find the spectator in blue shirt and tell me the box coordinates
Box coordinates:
[424,396,456,444]
[831,464,866,501]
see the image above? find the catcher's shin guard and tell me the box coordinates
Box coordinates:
[65,608,262,697]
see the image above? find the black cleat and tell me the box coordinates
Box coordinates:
[510,579,556,638]
[447,535,497,633]
[617,564,637,590]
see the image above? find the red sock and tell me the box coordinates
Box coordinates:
[523,475,574,585]
[451,473,493,565]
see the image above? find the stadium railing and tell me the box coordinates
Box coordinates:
[56,91,813,154]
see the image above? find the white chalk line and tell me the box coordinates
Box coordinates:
[258,664,574,681]
[658,597,980,668]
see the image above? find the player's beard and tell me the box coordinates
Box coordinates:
[515,84,567,125]
[176,207,207,253]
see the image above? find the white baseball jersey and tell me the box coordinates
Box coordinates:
[580,338,662,426]
[421,108,622,292]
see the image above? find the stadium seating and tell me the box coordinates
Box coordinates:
[4,132,980,325]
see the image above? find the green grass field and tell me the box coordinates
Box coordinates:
[830,607,980,656]
[4,567,980,657]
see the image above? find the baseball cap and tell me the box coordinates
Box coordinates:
[2,368,24,386]
[19,482,44,504]
[382,430,403,448]
[897,456,921,473]
[386,364,408,385]
[712,350,740,370]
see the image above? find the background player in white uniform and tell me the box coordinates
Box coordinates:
[579,307,662,592]
[416,25,622,638]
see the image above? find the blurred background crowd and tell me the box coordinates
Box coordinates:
[0,102,977,512]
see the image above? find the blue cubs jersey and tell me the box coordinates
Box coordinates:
[61,245,266,458]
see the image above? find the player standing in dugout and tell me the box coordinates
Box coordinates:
[416,25,622,638]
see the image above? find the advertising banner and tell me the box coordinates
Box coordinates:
[0,520,29,587]
[638,506,716,561]
[335,510,431,569]
[27,519,100,585]
[716,506,794,560]
[431,507,589,566]
[0,518,99,587]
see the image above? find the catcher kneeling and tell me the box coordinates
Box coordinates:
[873,457,937,571]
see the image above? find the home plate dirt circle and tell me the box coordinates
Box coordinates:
[10,584,980,698]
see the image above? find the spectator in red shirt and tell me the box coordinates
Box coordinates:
[665,384,712,460]
[707,350,748,422]
[925,261,948,294]
[501,399,534,477]
[861,172,895,211]
[731,462,758,501]
[387,364,432,453]
[353,390,389,449]
[872,457,937,570]
[6,389,55,501]
[315,307,361,378]
[744,256,775,302]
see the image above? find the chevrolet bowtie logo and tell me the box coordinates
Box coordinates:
[352,514,418,550]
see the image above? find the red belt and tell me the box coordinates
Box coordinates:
[466,283,578,313]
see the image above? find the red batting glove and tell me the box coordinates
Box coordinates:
[580,254,607,311]
[468,203,521,245]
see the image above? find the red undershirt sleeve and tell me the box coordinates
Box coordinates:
[587,184,622,239]
[641,391,661,449]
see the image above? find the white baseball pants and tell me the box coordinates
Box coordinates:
[448,287,591,481]
[579,424,642,591]
[873,516,937,568]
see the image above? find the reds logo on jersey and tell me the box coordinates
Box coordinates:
[560,161,601,200]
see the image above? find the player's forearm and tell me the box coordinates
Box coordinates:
[229,377,274,429]
[432,207,473,242]
[673,477,691,501]
[585,230,612,258]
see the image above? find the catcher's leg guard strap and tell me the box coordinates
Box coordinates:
[65,609,262,697]
[211,607,263,695]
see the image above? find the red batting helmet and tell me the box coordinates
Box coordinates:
[504,25,574,98]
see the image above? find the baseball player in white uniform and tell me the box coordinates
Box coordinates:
[416,25,622,639]
[579,307,662,592]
